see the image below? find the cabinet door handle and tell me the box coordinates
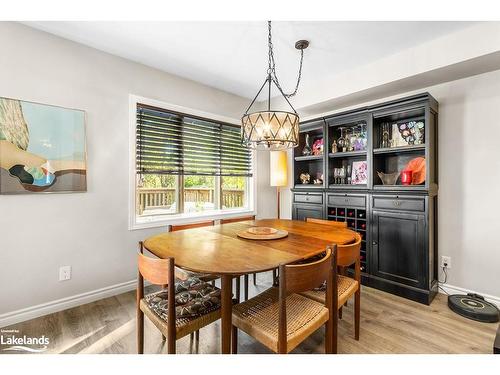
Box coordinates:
[372,241,378,245]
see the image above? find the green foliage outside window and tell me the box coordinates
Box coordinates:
[142,174,176,188]
[142,174,245,190]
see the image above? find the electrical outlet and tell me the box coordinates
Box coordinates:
[59,266,71,281]
[440,256,451,269]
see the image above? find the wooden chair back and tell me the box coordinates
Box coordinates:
[306,217,347,229]
[137,242,176,350]
[137,251,174,286]
[280,247,334,294]
[221,215,255,224]
[337,232,362,268]
[277,245,338,353]
[170,220,215,231]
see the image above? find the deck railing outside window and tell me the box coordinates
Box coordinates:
[137,188,244,215]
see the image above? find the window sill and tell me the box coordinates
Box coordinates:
[129,208,256,231]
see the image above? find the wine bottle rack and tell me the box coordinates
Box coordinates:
[328,206,367,272]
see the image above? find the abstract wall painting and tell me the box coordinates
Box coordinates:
[0,97,87,194]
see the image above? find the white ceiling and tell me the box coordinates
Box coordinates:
[24,21,475,101]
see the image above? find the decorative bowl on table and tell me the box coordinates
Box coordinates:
[247,227,278,235]
[237,226,288,240]
[377,171,400,185]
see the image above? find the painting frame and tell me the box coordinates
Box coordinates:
[0,96,87,194]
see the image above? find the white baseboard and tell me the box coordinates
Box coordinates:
[0,280,136,328]
[438,283,500,307]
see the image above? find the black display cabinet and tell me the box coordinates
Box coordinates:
[291,93,439,304]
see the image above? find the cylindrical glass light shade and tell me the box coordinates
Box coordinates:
[270,150,288,187]
[241,111,299,150]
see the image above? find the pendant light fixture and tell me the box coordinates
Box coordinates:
[241,21,309,150]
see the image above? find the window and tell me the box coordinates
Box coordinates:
[133,101,253,226]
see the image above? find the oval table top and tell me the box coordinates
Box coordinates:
[143,219,357,275]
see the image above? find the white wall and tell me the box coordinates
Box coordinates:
[0,22,275,322]
[282,69,500,300]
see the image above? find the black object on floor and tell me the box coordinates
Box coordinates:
[448,293,499,323]
[494,325,500,354]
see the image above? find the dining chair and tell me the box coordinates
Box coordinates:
[305,217,348,229]
[305,217,351,317]
[231,245,338,354]
[137,242,223,354]
[170,220,219,285]
[220,215,257,301]
[220,215,255,224]
[300,232,362,340]
[170,220,216,231]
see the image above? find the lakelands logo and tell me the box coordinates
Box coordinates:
[0,329,49,353]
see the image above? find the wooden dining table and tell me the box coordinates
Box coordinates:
[143,218,357,353]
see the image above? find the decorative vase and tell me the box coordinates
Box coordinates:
[331,140,338,153]
[401,170,413,185]
[302,134,312,155]
[377,171,400,185]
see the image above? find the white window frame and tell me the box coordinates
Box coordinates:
[128,94,257,230]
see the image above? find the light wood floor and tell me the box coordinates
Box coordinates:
[2,273,497,354]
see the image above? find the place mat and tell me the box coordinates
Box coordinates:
[237,226,288,240]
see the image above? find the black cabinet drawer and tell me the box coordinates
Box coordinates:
[372,195,425,212]
[328,194,365,208]
[293,193,323,205]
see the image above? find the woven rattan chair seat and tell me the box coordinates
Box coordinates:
[300,275,358,307]
[232,287,329,353]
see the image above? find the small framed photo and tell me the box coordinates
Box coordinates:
[351,161,368,185]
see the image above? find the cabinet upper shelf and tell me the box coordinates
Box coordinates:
[294,155,324,162]
[373,144,425,155]
[329,150,367,158]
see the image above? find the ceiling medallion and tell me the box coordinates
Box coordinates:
[241,21,309,150]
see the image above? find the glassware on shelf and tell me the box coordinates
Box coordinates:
[333,168,343,184]
[347,164,352,184]
[360,124,368,150]
[339,167,346,184]
[381,123,390,148]
[352,124,366,151]
[344,128,352,152]
[302,133,312,155]
[349,127,358,152]
[337,127,347,152]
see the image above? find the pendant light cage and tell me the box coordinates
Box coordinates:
[241,21,307,150]
[242,110,299,150]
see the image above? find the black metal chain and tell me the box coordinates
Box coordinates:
[267,20,304,98]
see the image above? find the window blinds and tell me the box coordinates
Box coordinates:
[136,104,252,177]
